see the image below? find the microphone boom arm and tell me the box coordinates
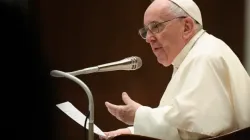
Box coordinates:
[50,70,94,140]
[49,56,142,140]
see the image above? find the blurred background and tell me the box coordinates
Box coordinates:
[1,0,249,140]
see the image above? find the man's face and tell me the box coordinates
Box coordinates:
[141,2,186,67]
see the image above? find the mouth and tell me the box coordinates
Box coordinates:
[153,47,162,51]
[150,43,163,52]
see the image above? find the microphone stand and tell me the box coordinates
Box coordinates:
[50,70,94,140]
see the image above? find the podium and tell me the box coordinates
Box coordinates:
[205,126,250,140]
[110,127,250,140]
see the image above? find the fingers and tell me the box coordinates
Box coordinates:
[121,92,133,105]
[105,102,123,117]
[99,130,119,140]
[105,131,119,137]
[99,135,107,140]
[105,93,136,124]
[99,135,114,140]
[122,92,142,110]
[100,128,131,139]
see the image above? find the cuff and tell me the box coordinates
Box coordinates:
[127,126,134,134]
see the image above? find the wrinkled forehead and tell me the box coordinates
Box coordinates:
[143,1,172,25]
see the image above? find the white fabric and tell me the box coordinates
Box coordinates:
[170,0,203,25]
[129,29,250,140]
[128,126,134,134]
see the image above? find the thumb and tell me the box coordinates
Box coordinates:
[122,92,134,105]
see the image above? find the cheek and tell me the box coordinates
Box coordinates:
[157,32,176,52]
[160,29,183,49]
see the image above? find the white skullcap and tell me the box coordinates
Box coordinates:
[170,0,203,25]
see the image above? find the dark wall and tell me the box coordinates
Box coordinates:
[5,0,244,140]
[35,1,172,140]
[1,0,54,140]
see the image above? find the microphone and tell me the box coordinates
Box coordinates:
[50,56,142,77]
[50,56,142,140]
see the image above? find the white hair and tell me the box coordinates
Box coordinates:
[168,1,203,31]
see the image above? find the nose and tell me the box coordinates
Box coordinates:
[145,31,156,43]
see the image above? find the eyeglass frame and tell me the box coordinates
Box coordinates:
[138,16,187,39]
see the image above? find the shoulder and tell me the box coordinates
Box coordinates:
[187,33,230,64]
[182,33,230,71]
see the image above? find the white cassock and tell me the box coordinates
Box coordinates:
[128,29,250,140]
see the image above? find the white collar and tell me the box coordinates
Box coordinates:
[172,29,205,68]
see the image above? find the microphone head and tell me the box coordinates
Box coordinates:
[129,56,142,70]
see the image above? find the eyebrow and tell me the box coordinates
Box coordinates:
[144,20,159,27]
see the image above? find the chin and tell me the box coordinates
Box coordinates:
[162,63,171,67]
[157,58,171,67]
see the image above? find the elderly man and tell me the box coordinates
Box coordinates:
[101,0,250,139]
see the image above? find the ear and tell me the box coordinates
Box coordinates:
[182,17,194,39]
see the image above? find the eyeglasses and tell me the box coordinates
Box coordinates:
[138,16,186,39]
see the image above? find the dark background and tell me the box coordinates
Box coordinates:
[1,0,245,140]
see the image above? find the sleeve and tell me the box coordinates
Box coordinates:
[133,55,234,140]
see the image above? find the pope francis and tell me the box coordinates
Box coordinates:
[100,0,250,139]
